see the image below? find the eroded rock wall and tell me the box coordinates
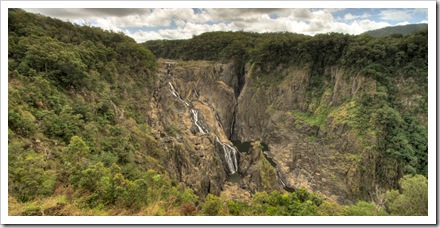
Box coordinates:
[148,59,397,204]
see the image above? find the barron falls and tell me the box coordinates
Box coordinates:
[147,59,287,200]
[8,9,428,216]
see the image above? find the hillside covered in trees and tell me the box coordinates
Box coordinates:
[363,23,428,37]
[8,9,428,217]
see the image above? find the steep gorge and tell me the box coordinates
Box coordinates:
[7,10,428,214]
[155,60,352,201]
[144,30,428,205]
[149,54,427,204]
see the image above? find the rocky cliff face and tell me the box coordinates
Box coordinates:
[147,58,421,204]
[233,64,379,203]
[147,60,246,198]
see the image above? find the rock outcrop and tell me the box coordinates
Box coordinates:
[147,60,244,198]
[147,58,421,204]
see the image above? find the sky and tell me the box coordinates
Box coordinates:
[23,8,428,43]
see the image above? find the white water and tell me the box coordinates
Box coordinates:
[168,79,239,174]
[168,82,189,107]
[191,109,207,134]
[216,137,238,174]
[278,173,287,188]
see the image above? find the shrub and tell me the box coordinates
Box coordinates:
[385,174,428,215]
[8,150,57,202]
[8,109,36,137]
[202,194,223,216]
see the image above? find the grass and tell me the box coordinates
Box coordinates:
[291,104,333,130]
[164,124,181,136]
[259,152,278,192]
[8,193,195,216]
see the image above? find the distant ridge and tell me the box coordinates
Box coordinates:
[363,23,428,37]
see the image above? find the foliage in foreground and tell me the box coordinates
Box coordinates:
[9,174,427,216]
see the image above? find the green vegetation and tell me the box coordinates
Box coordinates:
[363,23,428,37]
[8,8,177,215]
[8,9,428,216]
[291,105,333,130]
[164,124,181,136]
[385,174,428,216]
[259,154,278,192]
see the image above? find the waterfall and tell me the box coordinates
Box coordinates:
[215,137,239,174]
[168,81,207,134]
[191,109,207,134]
[168,82,189,107]
[276,171,295,192]
[277,172,287,188]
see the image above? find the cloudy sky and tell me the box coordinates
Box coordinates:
[24,8,428,43]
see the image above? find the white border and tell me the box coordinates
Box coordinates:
[1,1,436,225]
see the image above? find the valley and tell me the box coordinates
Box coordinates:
[7,9,428,216]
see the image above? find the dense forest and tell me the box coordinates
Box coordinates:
[363,23,428,37]
[8,9,428,216]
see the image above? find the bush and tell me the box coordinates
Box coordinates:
[8,150,57,202]
[8,109,36,137]
[345,201,386,216]
[385,175,428,215]
[227,201,248,216]
[180,202,197,216]
[202,194,223,216]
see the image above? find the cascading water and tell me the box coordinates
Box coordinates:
[215,137,239,174]
[168,81,207,134]
[190,109,208,134]
[167,77,238,175]
[168,82,189,107]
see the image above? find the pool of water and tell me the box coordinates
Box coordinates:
[231,140,269,153]
[226,172,242,184]
[230,140,251,153]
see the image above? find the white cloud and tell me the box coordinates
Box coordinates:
[396,21,410,26]
[22,8,406,42]
[379,10,412,21]
[344,13,370,21]
[291,8,313,19]
[323,8,345,13]
[204,8,290,21]
[101,8,202,28]
[94,18,123,32]
[414,8,428,14]
[113,9,392,40]
[344,13,356,20]
[24,8,150,19]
